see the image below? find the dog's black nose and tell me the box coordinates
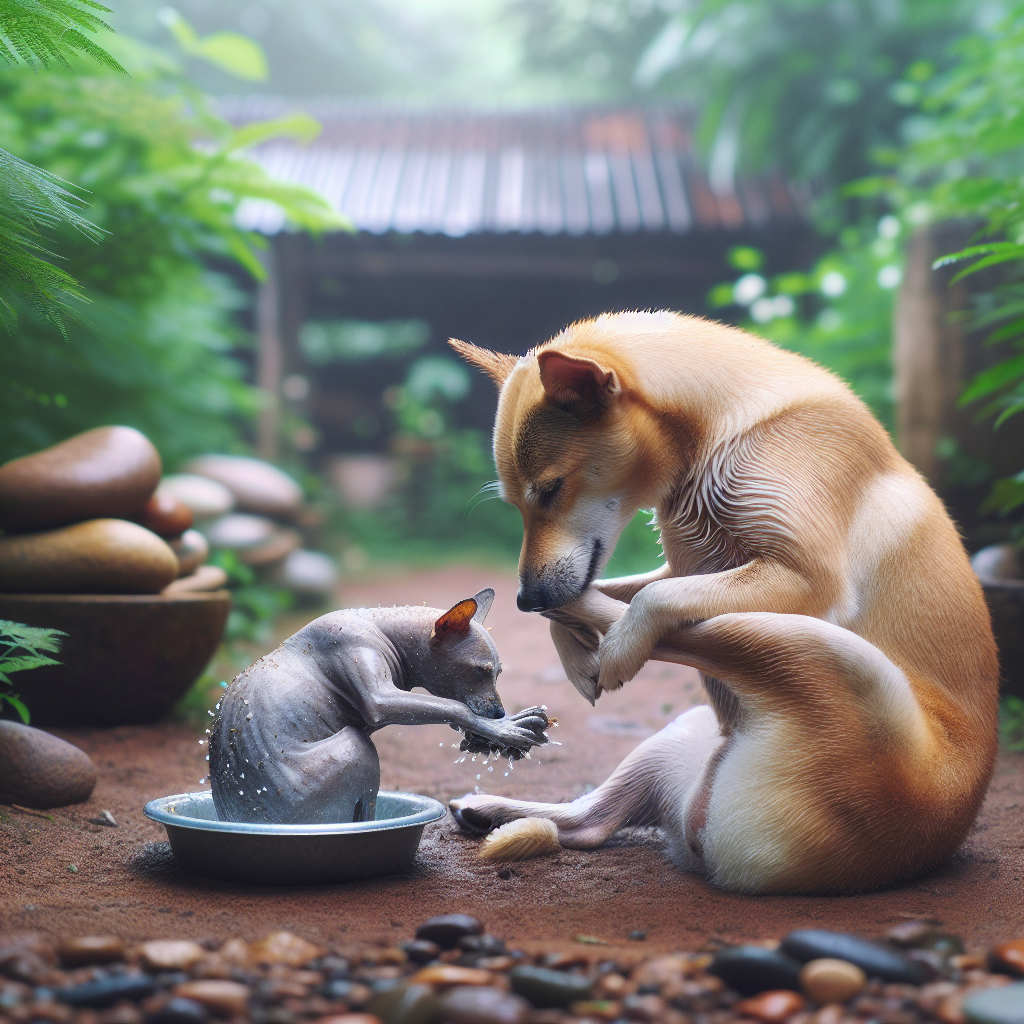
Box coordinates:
[517,586,550,612]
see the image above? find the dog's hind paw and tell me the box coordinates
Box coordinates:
[450,797,495,834]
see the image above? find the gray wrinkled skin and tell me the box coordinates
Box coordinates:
[209,590,548,824]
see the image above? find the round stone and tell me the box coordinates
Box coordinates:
[169,530,209,578]
[991,940,1024,978]
[506,965,593,1008]
[734,990,806,1023]
[138,940,206,971]
[708,946,803,996]
[162,564,228,595]
[201,513,278,550]
[415,914,484,950]
[275,549,338,597]
[56,973,157,1008]
[147,997,209,1024]
[963,984,1024,1024]
[780,929,929,985]
[157,476,235,522]
[400,940,441,965]
[56,936,124,967]
[0,721,97,808]
[0,426,161,532]
[799,958,867,1004]
[173,980,249,1018]
[438,986,531,1024]
[136,493,193,538]
[183,455,303,520]
[246,931,325,967]
[408,965,493,987]
[0,519,179,594]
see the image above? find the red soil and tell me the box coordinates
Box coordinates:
[1,566,1021,953]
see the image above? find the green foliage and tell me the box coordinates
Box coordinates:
[0,0,124,72]
[0,619,65,724]
[206,549,293,648]
[1001,695,1024,752]
[157,7,267,82]
[0,40,345,465]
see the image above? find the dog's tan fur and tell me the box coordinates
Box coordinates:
[448,310,999,894]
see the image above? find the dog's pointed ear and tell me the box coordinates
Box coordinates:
[449,339,517,388]
[537,350,621,413]
[430,597,478,645]
[471,588,495,623]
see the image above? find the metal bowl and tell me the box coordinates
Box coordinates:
[144,790,446,884]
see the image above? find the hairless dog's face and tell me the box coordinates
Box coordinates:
[421,589,505,719]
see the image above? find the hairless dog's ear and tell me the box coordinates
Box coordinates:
[430,597,477,645]
[471,588,495,623]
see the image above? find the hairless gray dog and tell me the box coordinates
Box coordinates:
[209,588,549,825]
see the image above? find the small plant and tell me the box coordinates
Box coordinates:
[1001,695,1024,752]
[0,619,65,724]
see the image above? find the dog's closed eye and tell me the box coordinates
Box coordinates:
[537,478,564,508]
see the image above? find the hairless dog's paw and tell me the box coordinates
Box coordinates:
[450,796,494,834]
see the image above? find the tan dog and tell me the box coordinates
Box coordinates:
[448,310,998,894]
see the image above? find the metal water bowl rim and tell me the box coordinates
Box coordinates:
[144,790,447,836]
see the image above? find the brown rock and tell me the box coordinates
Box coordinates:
[168,530,208,577]
[0,519,179,594]
[138,940,205,971]
[136,493,193,538]
[735,990,807,1023]
[0,427,160,532]
[800,959,867,1005]
[247,931,325,967]
[184,455,303,519]
[313,1017,383,1024]
[409,964,494,987]
[990,939,1024,977]
[162,564,228,595]
[174,980,249,1017]
[57,936,124,967]
[157,475,234,522]
[0,721,97,808]
[436,986,530,1024]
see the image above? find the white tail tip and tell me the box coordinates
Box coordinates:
[478,817,561,861]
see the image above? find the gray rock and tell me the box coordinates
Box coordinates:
[169,530,209,578]
[201,513,277,550]
[415,914,484,950]
[55,973,157,1008]
[0,721,97,808]
[438,985,530,1024]
[184,455,302,520]
[780,929,930,984]
[963,984,1024,1024]
[157,476,234,522]
[708,945,803,996]
[275,549,338,597]
[507,965,593,1008]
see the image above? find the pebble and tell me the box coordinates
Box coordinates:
[247,931,325,967]
[415,916,484,950]
[799,958,867,1004]
[963,984,1024,1024]
[183,455,303,520]
[888,921,941,947]
[147,996,209,1024]
[408,965,493,987]
[139,940,206,971]
[55,973,157,1008]
[0,426,161,532]
[0,518,179,594]
[708,946,803,996]
[734,990,807,1023]
[136,492,194,537]
[162,564,229,595]
[174,979,250,1017]
[237,527,301,568]
[368,982,438,1024]
[56,935,124,967]
[437,985,529,1024]
[506,965,593,1008]
[991,940,1024,978]
[400,940,441,965]
[201,512,278,549]
[169,529,209,577]
[157,475,234,522]
[0,721,97,808]
[274,548,339,597]
[781,930,931,985]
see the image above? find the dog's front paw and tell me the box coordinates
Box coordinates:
[597,611,658,693]
[450,793,514,834]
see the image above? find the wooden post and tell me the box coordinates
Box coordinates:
[256,243,282,462]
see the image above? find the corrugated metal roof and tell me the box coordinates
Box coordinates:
[220,99,803,237]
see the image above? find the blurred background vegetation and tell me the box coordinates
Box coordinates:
[3,1,1024,739]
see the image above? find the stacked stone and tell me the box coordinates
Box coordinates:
[0,428,222,596]
[0,921,1021,1024]
[160,456,337,602]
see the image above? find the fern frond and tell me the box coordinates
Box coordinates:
[0,0,125,72]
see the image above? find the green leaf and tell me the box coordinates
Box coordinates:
[0,619,67,655]
[0,0,125,73]
[0,654,61,674]
[0,692,30,724]
[159,8,267,82]
[228,114,323,152]
[958,353,1024,405]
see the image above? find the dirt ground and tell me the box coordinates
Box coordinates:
[1,566,1021,954]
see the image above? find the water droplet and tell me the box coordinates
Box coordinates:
[246,713,252,721]
[198,739,205,745]
[439,742,443,747]
[239,773,244,779]
[207,710,214,717]
[205,755,210,761]
[487,766,494,773]
[476,774,481,780]
[199,776,207,784]
[504,772,509,777]
[239,790,244,795]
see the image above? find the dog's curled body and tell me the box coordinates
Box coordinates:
[210,594,548,825]
[449,311,999,894]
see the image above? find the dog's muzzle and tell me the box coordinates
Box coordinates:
[517,538,604,612]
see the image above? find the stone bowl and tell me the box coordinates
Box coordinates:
[0,591,230,726]
[971,544,1024,699]
[144,790,446,884]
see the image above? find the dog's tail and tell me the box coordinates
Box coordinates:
[477,817,561,861]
